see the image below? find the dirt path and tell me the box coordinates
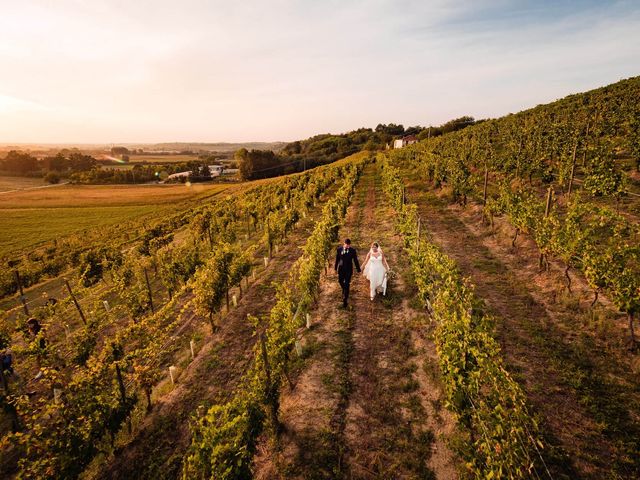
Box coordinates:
[253,164,458,479]
[405,179,640,480]
[91,192,339,480]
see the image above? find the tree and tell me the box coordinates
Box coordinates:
[42,153,69,172]
[375,123,405,135]
[1,150,39,174]
[44,172,61,184]
[111,146,130,156]
[68,153,96,172]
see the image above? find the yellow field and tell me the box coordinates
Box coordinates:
[127,154,201,163]
[0,182,246,256]
[0,182,233,208]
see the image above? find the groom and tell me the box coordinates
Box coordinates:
[334,238,361,309]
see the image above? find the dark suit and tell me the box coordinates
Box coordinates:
[335,245,361,307]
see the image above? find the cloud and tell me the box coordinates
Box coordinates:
[0,0,638,142]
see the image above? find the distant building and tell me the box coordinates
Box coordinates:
[209,165,224,176]
[166,165,231,182]
[393,135,417,149]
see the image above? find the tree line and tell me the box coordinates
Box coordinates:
[235,117,477,181]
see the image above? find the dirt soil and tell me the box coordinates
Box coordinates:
[253,164,459,480]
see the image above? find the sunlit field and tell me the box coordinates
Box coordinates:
[127,154,201,163]
[0,182,240,256]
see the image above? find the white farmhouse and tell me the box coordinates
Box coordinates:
[393,135,418,149]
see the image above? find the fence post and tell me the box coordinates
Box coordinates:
[144,268,154,313]
[64,279,87,325]
[482,167,489,206]
[14,270,29,316]
[260,333,280,433]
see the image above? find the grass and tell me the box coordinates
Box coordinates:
[0,175,45,192]
[0,183,242,257]
[0,182,232,208]
[0,205,162,256]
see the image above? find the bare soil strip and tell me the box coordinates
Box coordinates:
[254,164,458,480]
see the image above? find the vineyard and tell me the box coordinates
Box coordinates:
[1,76,639,480]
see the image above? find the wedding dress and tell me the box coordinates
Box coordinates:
[364,252,387,300]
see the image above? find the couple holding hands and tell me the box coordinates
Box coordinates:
[334,238,390,308]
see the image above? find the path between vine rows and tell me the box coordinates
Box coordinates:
[253,163,458,479]
[404,177,640,480]
[92,189,339,480]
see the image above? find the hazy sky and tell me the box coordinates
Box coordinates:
[0,0,639,143]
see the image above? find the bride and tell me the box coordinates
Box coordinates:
[361,242,390,301]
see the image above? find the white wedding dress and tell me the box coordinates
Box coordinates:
[364,252,387,299]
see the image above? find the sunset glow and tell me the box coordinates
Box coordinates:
[1,0,639,143]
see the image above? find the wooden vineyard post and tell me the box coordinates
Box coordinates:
[482,167,489,206]
[169,366,177,385]
[232,294,238,307]
[544,185,553,217]
[53,387,63,404]
[64,279,87,325]
[306,313,311,329]
[539,186,553,270]
[190,340,196,360]
[567,141,578,198]
[143,268,154,313]
[208,312,216,334]
[112,346,132,434]
[14,270,29,316]
[260,333,280,434]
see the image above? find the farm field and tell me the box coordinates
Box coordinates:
[0,176,45,193]
[0,205,160,257]
[126,154,201,163]
[0,183,238,257]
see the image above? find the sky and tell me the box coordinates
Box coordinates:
[0,0,639,144]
